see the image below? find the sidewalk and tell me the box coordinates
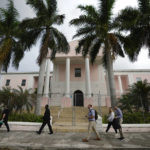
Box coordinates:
[0,131,150,150]
[1,122,150,132]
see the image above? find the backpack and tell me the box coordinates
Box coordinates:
[95,110,98,120]
[90,109,98,120]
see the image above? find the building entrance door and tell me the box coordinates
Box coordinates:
[73,90,84,106]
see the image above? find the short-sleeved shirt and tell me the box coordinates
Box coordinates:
[88,109,95,121]
[115,108,123,119]
[2,109,9,121]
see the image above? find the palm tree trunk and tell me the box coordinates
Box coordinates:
[35,58,46,115]
[106,49,117,107]
[0,64,2,87]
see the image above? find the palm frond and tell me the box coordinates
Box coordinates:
[113,7,140,31]
[73,26,95,39]
[75,34,96,56]
[138,0,150,14]
[46,0,57,17]
[90,39,102,63]
[99,0,115,25]
[12,42,25,69]
[0,38,12,64]
[20,17,44,29]
[50,27,69,53]
[20,28,42,50]
[53,14,65,25]
[78,5,99,18]
[108,33,124,58]
[26,0,47,17]
[70,15,96,27]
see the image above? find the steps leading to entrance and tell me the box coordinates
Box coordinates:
[49,106,108,132]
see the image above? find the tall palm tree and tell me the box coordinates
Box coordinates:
[0,0,25,72]
[70,0,125,107]
[21,0,69,115]
[113,0,150,62]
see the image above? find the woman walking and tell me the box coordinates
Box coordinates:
[106,107,117,134]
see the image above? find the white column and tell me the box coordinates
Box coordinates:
[65,58,70,97]
[118,76,123,94]
[85,57,91,98]
[44,59,51,97]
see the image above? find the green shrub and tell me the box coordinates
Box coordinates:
[8,113,43,122]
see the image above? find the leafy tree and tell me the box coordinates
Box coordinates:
[21,0,69,115]
[70,0,125,106]
[119,80,150,112]
[0,0,25,72]
[113,0,150,62]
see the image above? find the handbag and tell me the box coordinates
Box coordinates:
[0,120,3,128]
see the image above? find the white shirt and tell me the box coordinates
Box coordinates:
[107,112,115,122]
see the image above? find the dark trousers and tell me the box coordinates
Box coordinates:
[1,121,10,132]
[39,120,53,133]
[106,122,117,133]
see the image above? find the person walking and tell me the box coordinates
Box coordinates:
[105,107,117,134]
[36,105,53,134]
[82,104,101,142]
[114,106,124,140]
[0,106,10,132]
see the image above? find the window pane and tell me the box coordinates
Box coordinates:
[75,68,81,77]
[5,79,10,86]
[21,79,26,86]
[136,77,142,82]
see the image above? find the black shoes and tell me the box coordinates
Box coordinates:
[48,132,53,135]
[118,137,125,140]
[36,131,41,134]
[36,131,53,135]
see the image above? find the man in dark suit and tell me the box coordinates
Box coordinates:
[0,106,10,132]
[36,105,53,134]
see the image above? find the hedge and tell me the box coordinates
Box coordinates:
[6,112,150,123]
[8,113,43,122]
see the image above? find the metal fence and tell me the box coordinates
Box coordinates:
[40,92,114,126]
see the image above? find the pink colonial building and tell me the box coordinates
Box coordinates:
[0,41,150,107]
[51,40,107,107]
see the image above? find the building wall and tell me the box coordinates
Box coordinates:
[0,73,37,90]
[0,69,150,107]
[113,70,150,95]
[51,60,107,106]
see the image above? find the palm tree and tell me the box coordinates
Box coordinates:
[21,0,69,115]
[0,87,14,111]
[70,0,125,107]
[113,0,150,62]
[13,86,36,113]
[0,0,25,72]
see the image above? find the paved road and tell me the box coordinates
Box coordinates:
[0,131,150,150]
